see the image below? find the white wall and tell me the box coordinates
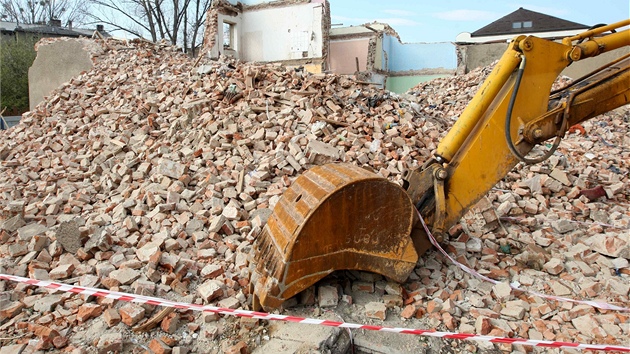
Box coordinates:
[218,13,242,59]
[240,3,324,62]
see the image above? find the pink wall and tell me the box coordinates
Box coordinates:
[329,39,370,74]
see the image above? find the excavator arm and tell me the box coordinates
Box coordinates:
[250,20,630,311]
[407,19,630,248]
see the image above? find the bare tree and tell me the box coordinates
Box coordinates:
[1,0,87,25]
[87,0,212,55]
[186,0,211,56]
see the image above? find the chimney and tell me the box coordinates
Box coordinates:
[50,19,61,27]
[96,24,104,32]
[68,20,72,30]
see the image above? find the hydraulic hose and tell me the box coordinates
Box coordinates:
[505,55,562,164]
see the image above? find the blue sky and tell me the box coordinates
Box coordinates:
[329,0,629,43]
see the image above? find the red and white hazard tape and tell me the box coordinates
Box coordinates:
[416,210,630,312]
[0,274,628,352]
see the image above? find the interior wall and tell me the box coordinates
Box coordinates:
[329,38,370,74]
[382,35,457,72]
[240,2,324,62]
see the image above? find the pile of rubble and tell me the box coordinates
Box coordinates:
[0,37,627,354]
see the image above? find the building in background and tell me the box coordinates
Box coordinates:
[0,20,110,120]
[454,8,629,78]
[203,1,456,93]
[0,20,109,43]
[456,7,589,44]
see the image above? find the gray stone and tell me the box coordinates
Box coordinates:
[85,227,112,251]
[49,263,74,279]
[136,242,160,262]
[551,281,572,296]
[465,237,483,252]
[16,223,48,241]
[500,303,525,319]
[253,313,350,354]
[306,140,340,164]
[56,220,82,253]
[34,294,63,313]
[109,268,141,285]
[158,158,187,179]
[521,174,542,194]
[551,219,575,234]
[97,332,123,354]
[8,242,28,257]
[492,282,512,299]
[185,218,204,235]
[1,214,25,233]
[95,263,116,277]
[572,314,600,336]
[0,344,26,354]
[544,178,563,193]
[590,210,609,224]
[550,168,571,186]
[318,285,338,308]
[207,215,226,233]
[612,258,629,269]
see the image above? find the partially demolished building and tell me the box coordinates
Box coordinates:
[203,0,456,92]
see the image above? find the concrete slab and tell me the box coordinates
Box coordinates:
[253,309,350,354]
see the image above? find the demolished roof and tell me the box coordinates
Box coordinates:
[0,20,111,38]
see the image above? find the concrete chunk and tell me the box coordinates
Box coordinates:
[17,223,48,241]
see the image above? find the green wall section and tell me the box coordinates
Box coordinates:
[386,74,452,94]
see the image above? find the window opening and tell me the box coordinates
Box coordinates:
[223,22,234,49]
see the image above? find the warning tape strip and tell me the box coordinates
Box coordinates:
[416,210,630,312]
[0,274,628,352]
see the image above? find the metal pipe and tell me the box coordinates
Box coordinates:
[562,19,630,45]
[570,29,630,60]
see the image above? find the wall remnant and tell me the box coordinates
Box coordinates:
[330,22,456,93]
[204,0,329,72]
[28,38,104,110]
[203,3,458,92]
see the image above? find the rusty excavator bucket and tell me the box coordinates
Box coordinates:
[250,163,419,311]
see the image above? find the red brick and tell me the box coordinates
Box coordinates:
[148,338,172,354]
[161,313,180,334]
[77,303,103,322]
[28,323,59,340]
[103,308,121,327]
[400,304,416,319]
[0,301,24,319]
[119,303,145,326]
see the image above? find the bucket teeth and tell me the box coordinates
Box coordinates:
[252,228,283,280]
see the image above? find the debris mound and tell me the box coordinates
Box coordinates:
[0,37,627,353]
